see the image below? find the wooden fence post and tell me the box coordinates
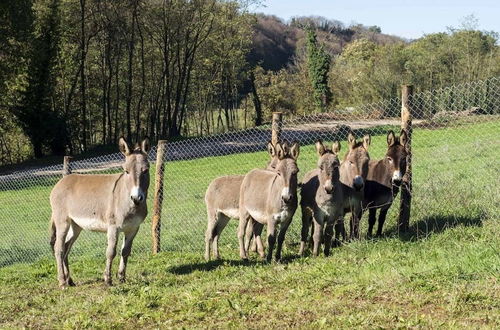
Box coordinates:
[399,85,413,232]
[152,140,167,254]
[271,112,283,145]
[63,156,72,176]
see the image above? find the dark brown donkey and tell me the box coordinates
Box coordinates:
[364,130,408,237]
[340,132,371,240]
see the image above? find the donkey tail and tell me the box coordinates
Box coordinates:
[49,218,56,255]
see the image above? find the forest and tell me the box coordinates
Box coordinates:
[1,0,499,165]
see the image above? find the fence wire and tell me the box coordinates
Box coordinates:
[0,77,499,266]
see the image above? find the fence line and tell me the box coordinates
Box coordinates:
[0,77,499,266]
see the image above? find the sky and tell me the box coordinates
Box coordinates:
[250,0,500,39]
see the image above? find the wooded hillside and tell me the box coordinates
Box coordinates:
[0,1,499,165]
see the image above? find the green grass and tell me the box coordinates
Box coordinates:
[0,119,499,327]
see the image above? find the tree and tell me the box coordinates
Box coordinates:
[305,28,331,111]
[16,0,68,158]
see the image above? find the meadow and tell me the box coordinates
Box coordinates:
[0,118,498,327]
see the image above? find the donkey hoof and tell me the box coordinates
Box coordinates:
[118,277,126,283]
[67,278,76,287]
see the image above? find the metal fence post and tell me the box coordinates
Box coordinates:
[63,156,72,176]
[152,140,167,254]
[399,85,413,232]
[271,112,283,145]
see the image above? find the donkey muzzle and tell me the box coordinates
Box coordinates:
[324,181,334,194]
[131,186,145,205]
[353,175,364,191]
[281,187,293,204]
[391,170,403,186]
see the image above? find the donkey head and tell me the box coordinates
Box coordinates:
[315,140,341,194]
[344,132,371,191]
[386,129,408,186]
[274,141,300,204]
[119,137,151,205]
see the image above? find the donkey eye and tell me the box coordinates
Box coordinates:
[387,157,393,163]
[124,170,129,174]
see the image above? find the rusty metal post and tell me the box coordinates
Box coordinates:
[152,140,167,254]
[399,85,413,233]
[63,156,72,176]
[271,112,283,146]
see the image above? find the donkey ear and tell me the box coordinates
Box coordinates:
[399,129,408,147]
[332,141,341,154]
[347,132,356,149]
[387,130,396,147]
[290,141,300,160]
[275,143,286,160]
[363,134,371,150]
[281,140,290,156]
[118,137,131,155]
[315,140,325,156]
[141,137,151,153]
[267,141,276,158]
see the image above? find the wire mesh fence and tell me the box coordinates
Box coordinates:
[1,77,499,266]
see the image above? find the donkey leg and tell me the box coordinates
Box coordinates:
[213,214,230,260]
[237,212,251,260]
[376,208,389,237]
[275,218,292,261]
[118,226,139,283]
[367,208,377,238]
[299,208,312,257]
[253,221,265,259]
[244,219,255,253]
[104,226,119,286]
[53,217,70,288]
[204,208,217,261]
[333,215,345,247]
[266,221,277,263]
[312,218,323,257]
[63,221,82,286]
[323,221,334,257]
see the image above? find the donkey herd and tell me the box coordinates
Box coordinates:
[49,130,408,288]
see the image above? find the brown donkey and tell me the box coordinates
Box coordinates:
[204,142,280,261]
[49,138,150,288]
[364,130,408,237]
[340,132,371,240]
[238,142,300,262]
[299,140,344,257]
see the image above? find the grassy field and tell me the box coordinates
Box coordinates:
[0,119,499,327]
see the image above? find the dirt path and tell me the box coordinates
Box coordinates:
[0,118,421,185]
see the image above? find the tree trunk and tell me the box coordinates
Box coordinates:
[80,0,87,151]
[249,71,262,126]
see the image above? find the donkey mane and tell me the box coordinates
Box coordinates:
[343,141,367,159]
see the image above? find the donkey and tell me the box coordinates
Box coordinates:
[49,137,150,288]
[299,140,344,257]
[364,130,408,237]
[340,132,371,240]
[204,142,280,261]
[238,142,300,262]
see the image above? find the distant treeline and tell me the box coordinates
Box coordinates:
[0,1,499,165]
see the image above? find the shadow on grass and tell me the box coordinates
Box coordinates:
[385,214,483,242]
[0,246,46,268]
[168,253,302,275]
[168,259,258,275]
